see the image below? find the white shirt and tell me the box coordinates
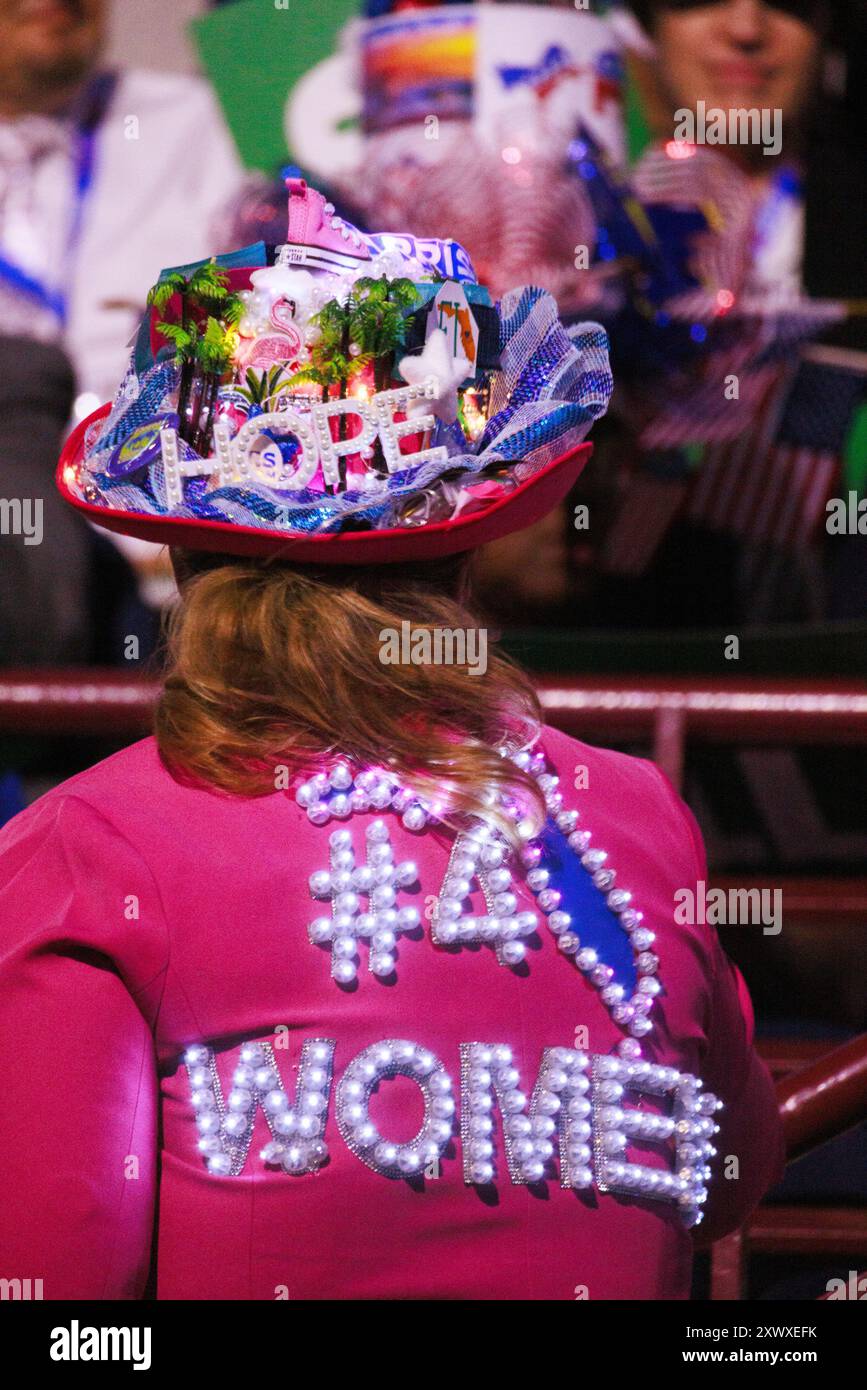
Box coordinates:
[0,68,248,406]
[0,69,249,595]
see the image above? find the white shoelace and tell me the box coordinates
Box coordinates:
[323,200,363,247]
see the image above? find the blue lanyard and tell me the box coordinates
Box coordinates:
[0,73,113,328]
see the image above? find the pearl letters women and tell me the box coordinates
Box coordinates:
[185,1038,721,1228]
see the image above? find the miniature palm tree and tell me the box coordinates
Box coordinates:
[148,259,243,452]
[286,297,369,412]
[237,365,294,411]
[193,314,241,455]
[286,278,418,484]
[348,277,418,393]
[147,271,196,432]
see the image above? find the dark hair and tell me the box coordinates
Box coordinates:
[629,0,837,35]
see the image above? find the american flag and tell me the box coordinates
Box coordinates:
[686,349,866,550]
[601,348,866,576]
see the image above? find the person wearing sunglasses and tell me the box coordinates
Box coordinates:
[634,2,830,167]
[591,0,858,630]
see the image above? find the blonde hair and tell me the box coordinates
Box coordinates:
[155,553,546,844]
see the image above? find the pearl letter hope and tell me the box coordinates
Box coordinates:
[185,1038,721,1227]
[160,379,447,508]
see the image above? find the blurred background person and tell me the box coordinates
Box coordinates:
[578,0,867,631]
[223,0,864,631]
[0,0,246,665]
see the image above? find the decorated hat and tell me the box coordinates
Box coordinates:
[58,178,612,564]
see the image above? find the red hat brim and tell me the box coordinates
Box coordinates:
[57,406,593,565]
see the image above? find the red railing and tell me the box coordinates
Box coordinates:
[710,1033,867,1300]
[3,671,867,790]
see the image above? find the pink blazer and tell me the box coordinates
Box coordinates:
[0,726,784,1300]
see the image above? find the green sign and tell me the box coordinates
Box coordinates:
[191,0,358,173]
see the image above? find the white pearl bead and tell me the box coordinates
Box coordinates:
[354,1122,377,1148]
[329,763,353,790]
[394,861,418,887]
[370,885,396,909]
[470,1160,494,1184]
[502,1090,527,1114]
[434,920,459,944]
[501,940,525,966]
[308,870,332,897]
[480,843,505,869]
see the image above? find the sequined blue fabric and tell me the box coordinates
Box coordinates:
[538,819,638,994]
